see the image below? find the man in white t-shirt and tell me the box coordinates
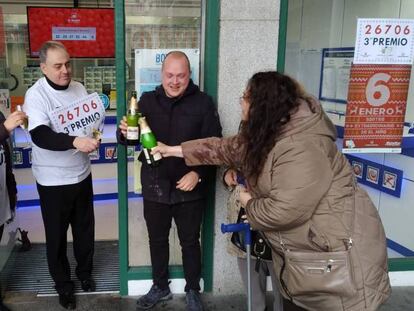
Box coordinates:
[24,41,100,310]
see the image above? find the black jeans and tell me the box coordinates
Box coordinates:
[143,199,205,292]
[37,174,95,294]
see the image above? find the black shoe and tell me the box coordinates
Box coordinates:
[185,290,203,311]
[58,291,76,310]
[80,278,96,292]
[136,284,172,310]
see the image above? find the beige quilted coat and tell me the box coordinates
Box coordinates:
[181,99,391,310]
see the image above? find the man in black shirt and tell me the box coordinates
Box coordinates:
[119,51,222,311]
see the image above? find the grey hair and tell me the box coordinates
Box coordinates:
[39,41,68,63]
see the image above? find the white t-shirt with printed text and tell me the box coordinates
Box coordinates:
[24,77,91,186]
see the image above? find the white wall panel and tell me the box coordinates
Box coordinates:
[301,0,344,49]
[379,180,414,251]
[341,0,400,46]
[286,0,302,43]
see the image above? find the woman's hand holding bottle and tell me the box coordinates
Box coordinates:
[152,142,183,158]
[4,110,27,133]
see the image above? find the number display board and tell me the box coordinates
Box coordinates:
[27,7,115,58]
[354,18,414,64]
[343,64,411,153]
[134,49,200,98]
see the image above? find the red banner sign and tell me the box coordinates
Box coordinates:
[343,64,411,153]
[27,7,114,58]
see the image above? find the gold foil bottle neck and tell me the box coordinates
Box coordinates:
[139,116,149,130]
[129,96,138,113]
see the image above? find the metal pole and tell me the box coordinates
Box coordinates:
[246,244,252,311]
[221,223,252,311]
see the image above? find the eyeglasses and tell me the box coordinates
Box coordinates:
[239,93,249,103]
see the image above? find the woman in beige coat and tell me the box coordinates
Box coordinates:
[154,71,391,311]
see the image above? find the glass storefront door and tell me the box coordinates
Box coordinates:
[116,0,218,295]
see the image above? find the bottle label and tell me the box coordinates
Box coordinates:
[143,147,162,164]
[152,148,162,161]
[127,126,139,140]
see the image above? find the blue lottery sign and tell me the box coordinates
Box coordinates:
[99,94,110,110]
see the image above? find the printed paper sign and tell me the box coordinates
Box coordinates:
[343,64,411,153]
[319,48,354,103]
[383,171,397,190]
[352,161,363,179]
[49,93,105,137]
[354,18,414,64]
[366,166,379,184]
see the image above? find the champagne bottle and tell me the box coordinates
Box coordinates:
[139,117,161,167]
[126,91,140,145]
[16,105,29,129]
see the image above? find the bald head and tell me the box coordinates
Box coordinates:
[162,51,191,73]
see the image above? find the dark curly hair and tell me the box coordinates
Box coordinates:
[240,71,308,184]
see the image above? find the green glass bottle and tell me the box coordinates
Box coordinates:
[126,91,140,145]
[139,117,161,167]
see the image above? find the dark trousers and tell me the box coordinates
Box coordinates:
[37,174,95,294]
[143,199,205,292]
[0,224,3,302]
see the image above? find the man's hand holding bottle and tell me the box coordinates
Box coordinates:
[73,136,100,153]
[119,116,128,137]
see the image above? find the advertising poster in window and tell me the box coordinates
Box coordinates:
[354,18,414,64]
[342,64,411,153]
[135,49,200,98]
